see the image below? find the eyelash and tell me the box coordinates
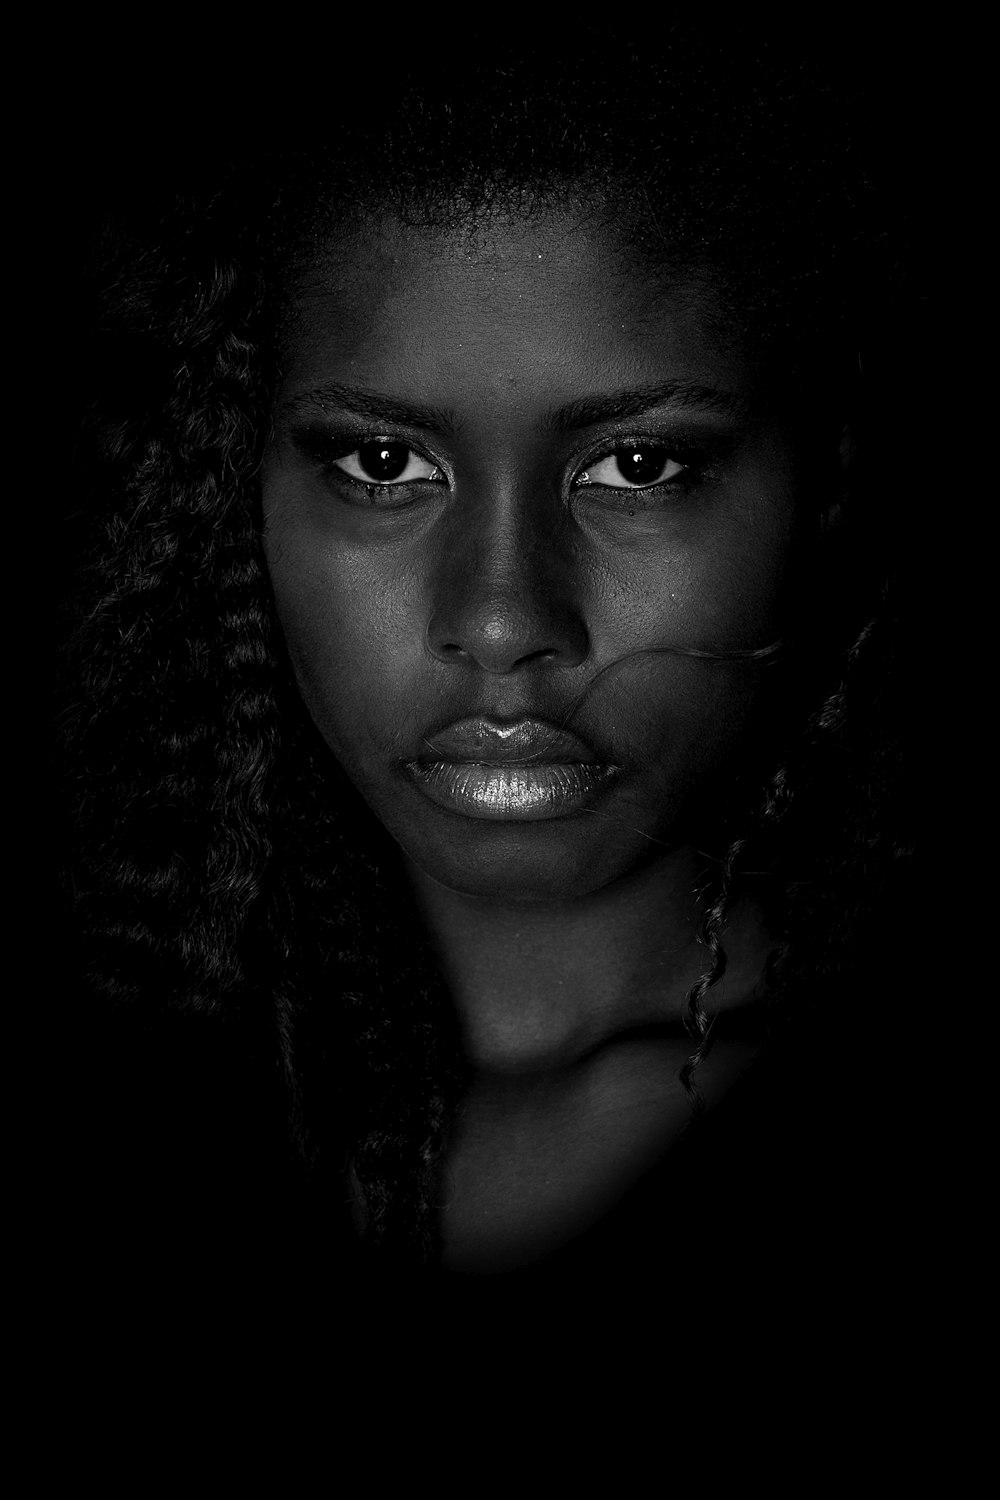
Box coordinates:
[573,441,704,501]
[297,431,708,504]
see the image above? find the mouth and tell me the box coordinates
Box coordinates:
[404,716,622,822]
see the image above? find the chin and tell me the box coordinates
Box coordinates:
[396,811,663,904]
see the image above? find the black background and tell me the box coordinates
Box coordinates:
[32,19,963,1415]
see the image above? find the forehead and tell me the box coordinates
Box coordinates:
[277,208,751,415]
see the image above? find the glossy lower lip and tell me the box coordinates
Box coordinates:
[404,760,621,821]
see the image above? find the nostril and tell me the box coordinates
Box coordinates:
[516,645,559,669]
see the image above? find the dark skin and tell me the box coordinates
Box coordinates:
[262,208,843,1270]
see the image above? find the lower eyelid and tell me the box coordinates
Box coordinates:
[574,470,689,492]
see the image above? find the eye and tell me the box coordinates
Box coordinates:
[333,439,444,486]
[577,445,686,489]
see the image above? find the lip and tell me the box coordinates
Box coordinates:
[417,716,602,766]
[404,716,621,821]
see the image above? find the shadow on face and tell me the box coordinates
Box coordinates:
[262,206,845,902]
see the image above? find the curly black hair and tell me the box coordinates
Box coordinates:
[58,25,917,1267]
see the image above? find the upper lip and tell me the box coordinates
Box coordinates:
[414,716,606,766]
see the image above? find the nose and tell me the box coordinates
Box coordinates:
[426,498,589,674]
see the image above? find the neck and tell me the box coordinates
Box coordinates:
[405,847,770,1075]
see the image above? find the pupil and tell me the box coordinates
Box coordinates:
[358,440,409,482]
[615,446,667,484]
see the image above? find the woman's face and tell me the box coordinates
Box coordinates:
[262,208,831,901]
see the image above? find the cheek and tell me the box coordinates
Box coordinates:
[578,498,799,790]
[592,510,795,662]
[703,493,800,643]
[263,517,428,760]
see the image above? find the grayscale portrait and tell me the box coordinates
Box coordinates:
[56,21,933,1393]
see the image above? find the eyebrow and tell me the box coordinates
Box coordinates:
[280,378,744,435]
[547,380,746,430]
[282,382,459,435]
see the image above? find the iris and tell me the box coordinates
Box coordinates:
[355,440,412,482]
[614,446,672,484]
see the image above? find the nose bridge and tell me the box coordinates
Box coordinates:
[426,478,588,673]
